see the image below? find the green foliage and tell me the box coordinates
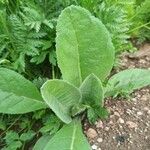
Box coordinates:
[36,120,91,150]
[0,0,57,77]
[39,114,61,134]
[80,74,108,122]
[0,3,150,150]
[33,135,51,150]
[41,80,82,123]
[80,74,104,106]
[88,106,109,124]
[2,131,22,150]
[2,130,36,150]
[0,119,6,130]
[0,68,47,114]
[0,112,62,150]
[20,130,36,142]
[129,0,150,42]
[105,69,150,98]
[95,0,132,52]
[56,5,114,87]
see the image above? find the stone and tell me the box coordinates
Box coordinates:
[126,121,138,129]
[97,138,103,143]
[118,118,125,124]
[147,110,150,115]
[104,127,109,131]
[96,120,103,129]
[109,120,113,125]
[144,107,149,111]
[137,111,143,116]
[114,111,120,117]
[92,144,97,150]
[86,128,98,139]
[132,98,137,102]
[141,95,147,101]
[126,109,132,115]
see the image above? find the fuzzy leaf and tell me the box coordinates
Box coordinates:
[80,74,104,107]
[41,80,82,124]
[43,120,91,150]
[56,5,114,87]
[105,69,150,97]
[0,68,47,114]
[20,130,36,142]
[87,106,109,124]
[33,135,51,150]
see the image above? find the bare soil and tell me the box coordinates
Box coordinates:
[85,44,150,150]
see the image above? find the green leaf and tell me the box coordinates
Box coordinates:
[87,108,98,124]
[20,130,36,142]
[33,135,51,150]
[2,141,22,150]
[80,74,104,107]
[105,69,150,97]
[0,119,6,130]
[0,68,47,114]
[4,131,20,145]
[71,104,87,116]
[94,106,109,119]
[87,106,109,124]
[79,74,105,123]
[41,80,82,124]
[43,120,91,150]
[40,114,62,135]
[56,5,114,87]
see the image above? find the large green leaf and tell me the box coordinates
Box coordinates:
[0,68,46,114]
[80,74,104,107]
[41,80,82,124]
[33,135,51,150]
[43,120,91,150]
[105,69,150,97]
[56,5,114,87]
[80,74,107,123]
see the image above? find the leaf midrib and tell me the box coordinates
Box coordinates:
[70,123,77,150]
[68,11,82,86]
[0,89,45,105]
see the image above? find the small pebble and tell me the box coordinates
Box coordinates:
[132,107,136,110]
[92,144,97,150]
[147,110,150,115]
[87,128,98,139]
[132,98,137,102]
[126,109,132,115]
[97,138,103,143]
[144,107,149,111]
[104,127,109,131]
[110,115,114,118]
[96,120,103,129]
[139,59,146,64]
[109,120,113,125]
[141,95,147,101]
[137,111,143,116]
[114,111,120,117]
[118,118,125,124]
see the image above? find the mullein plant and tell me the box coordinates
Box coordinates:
[0,6,150,150]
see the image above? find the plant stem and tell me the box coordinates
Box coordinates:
[128,22,150,33]
[52,65,55,79]
[0,115,22,138]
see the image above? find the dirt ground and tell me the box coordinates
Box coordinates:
[85,44,150,150]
